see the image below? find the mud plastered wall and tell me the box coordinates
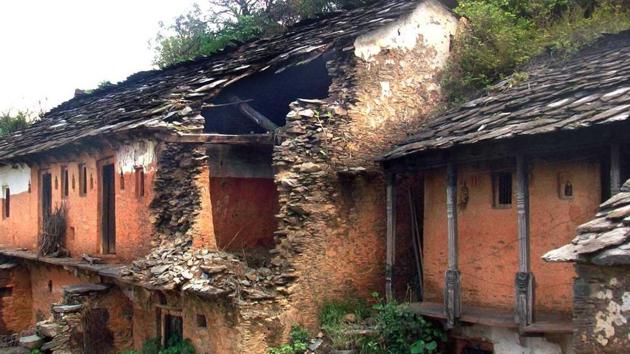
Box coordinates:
[574,263,629,353]
[0,264,33,334]
[272,0,458,333]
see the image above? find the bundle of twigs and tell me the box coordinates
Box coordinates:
[39,203,68,257]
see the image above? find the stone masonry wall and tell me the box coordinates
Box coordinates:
[271,0,459,334]
[573,263,629,353]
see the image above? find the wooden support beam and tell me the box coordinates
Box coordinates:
[385,173,396,302]
[227,95,279,132]
[515,154,534,328]
[610,143,621,196]
[162,133,274,146]
[444,162,461,328]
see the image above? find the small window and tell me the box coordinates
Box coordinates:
[120,170,125,191]
[47,280,53,293]
[61,166,69,198]
[492,172,512,208]
[0,287,13,297]
[135,167,144,197]
[79,164,88,196]
[3,187,9,219]
[196,314,207,328]
[558,173,573,199]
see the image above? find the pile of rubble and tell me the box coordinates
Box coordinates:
[121,240,299,303]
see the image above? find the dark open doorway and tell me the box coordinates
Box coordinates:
[164,314,183,346]
[41,172,52,229]
[101,163,116,254]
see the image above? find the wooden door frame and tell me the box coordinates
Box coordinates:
[38,168,52,238]
[97,157,116,255]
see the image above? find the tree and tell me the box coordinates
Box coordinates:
[151,0,377,68]
[0,111,32,136]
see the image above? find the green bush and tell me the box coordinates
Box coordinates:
[120,336,196,354]
[442,0,630,104]
[267,325,310,354]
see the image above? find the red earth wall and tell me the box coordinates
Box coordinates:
[210,177,278,250]
[422,157,601,314]
[0,265,33,334]
[0,147,155,263]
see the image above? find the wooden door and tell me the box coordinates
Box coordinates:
[101,163,116,254]
[41,172,52,225]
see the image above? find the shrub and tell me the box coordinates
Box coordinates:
[442,0,630,104]
[267,325,310,354]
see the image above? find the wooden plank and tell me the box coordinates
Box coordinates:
[385,173,396,302]
[227,95,279,132]
[162,133,274,145]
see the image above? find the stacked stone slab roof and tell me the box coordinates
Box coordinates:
[382,30,630,161]
[543,179,630,266]
[0,0,421,162]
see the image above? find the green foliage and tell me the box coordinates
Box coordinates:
[442,0,630,104]
[152,0,378,68]
[319,294,445,354]
[122,337,196,354]
[267,325,310,354]
[30,350,44,354]
[0,111,32,136]
[370,300,445,354]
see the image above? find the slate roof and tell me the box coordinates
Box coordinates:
[543,179,630,266]
[382,30,630,161]
[0,0,422,162]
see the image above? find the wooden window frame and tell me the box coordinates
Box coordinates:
[79,163,88,197]
[2,186,9,219]
[61,166,69,199]
[135,167,145,198]
[492,172,513,208]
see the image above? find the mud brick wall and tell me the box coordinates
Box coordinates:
[0,264,33,334]
[573,263,629,353]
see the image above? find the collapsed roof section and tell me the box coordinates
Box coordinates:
[0,0,421,163]
[382,30,630,161]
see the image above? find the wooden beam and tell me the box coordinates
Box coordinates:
[515,154,534,328]
[610,143,621,196]
[162,133,274,146]
[227,95,279,132]
[444,162,461,328]
[385,173,396,302]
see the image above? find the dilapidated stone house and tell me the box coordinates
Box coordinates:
[380,31,630,353]
[0,1,460,352]
[544,179,630,353]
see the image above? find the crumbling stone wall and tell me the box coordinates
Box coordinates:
[271,0,459,334]
[150,143,210,248]
[573,263,629,353]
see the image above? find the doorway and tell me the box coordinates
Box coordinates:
[164,314,183,345]
[101,163,116,254]
[41,172,52,227]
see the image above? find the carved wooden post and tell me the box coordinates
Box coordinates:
[385,173,396,302]
[444,162,461,328]
[515,154,534,328]
[611,143,621,196]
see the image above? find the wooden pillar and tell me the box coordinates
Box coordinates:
[515,154,534,328]
[611,143,621,196]
[444,162,461,328]
[385,173,396,302]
